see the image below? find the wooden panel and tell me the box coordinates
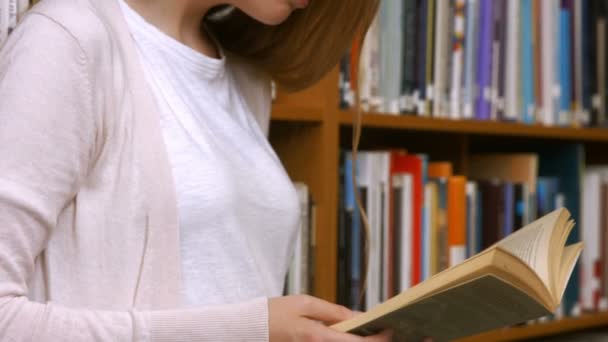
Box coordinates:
[458,313,608,341]
[270,68,341,301]
[339,112,608,142]
[271,103,323,123]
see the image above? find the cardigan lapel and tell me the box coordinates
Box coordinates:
[87,0,183,309]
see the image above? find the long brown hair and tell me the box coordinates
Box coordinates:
[205,1,380,91]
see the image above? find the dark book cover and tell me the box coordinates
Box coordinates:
[538,144,584,316]
[478,179,504,249]
[401,0,419,114]
[513,183,526,230]
[497,0,508,121]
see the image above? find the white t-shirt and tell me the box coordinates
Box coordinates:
[120,1,299,307]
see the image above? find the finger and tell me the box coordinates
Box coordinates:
[312,325,366,342]
[300,296,355,324]
[364,330,393,341]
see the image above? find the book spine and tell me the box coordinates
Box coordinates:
[599,19,607,126]
[496,0,508,121]
[448,176,467,267]
[417,0,429,116]
[433,0,449,118]
[0,0,8,46]
[475,0,493,121]
[573,0,586,126]
[521,0,535,123]
[504,0,520,121]
[559,8,572,126]
[541,0,556,126]
[489,0,504,121]
[424,0,436,117]
[401,0,418,113]
[462,0,478,120]
[449,0,466,120]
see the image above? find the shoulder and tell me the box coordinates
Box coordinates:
[227,57,273,136]
[19,0,115,65]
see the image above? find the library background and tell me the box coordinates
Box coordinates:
[3,0,608,341]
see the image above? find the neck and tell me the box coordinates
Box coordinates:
[124,0,222,58]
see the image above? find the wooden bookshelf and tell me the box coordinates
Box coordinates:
[269,67,608,341]
[339,111,608,142]
[459,313,608,341]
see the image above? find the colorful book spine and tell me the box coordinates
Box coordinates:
[475,0,493,121]
[521,0,536,123]
[448,176,467,267]
[417,0,429,116]
[449,0,466,120]
[504,0,521,121]
[462,0,478,120]
[559,7,572,126]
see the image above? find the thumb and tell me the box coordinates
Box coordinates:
[300,297,356,324]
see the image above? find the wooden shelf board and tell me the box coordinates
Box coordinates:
[458,313,608,341]
[339,111,608,142]
[271,104,323,123]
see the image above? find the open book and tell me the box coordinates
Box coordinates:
[332,208,582,341]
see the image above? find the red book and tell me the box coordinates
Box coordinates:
[390,151,423,287]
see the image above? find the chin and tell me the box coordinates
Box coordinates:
[238,0,295,26]
[255,6,293,25]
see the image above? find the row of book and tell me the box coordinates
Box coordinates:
[0,0,36,46]
[284,183,317,296]
[336,146,596,318]
[339,0,608,128]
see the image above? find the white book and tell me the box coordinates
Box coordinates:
[540,0,556,126]
[287,183,310,295]
[433,0,449,118]
[358,13,379,112]
[359,152,385,310]
[0,0,8,46]
[7,0,16,33]
[377,152,390,302]
[504,0,520,121]
[449,0,466,120]
[16,0,27,21]
[422,182,433,281]
[462,0,479,120]
[465,181,478,257]
[540,0,560,126]
[393,174,413,293]
[581,171,602,311]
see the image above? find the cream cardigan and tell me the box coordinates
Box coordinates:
[0,0,272,340]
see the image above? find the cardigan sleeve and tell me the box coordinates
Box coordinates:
[0,13,268,342]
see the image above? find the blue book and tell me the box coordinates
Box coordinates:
[538,144,584,316]
[521,0,535,124]
[475,0,493,120]
[344,154,362,310]
[559,8,572,125]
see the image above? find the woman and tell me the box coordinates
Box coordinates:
[0,0,387,340]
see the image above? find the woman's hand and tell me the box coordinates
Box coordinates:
[268,295,392,341]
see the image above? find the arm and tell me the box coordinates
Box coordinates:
[0,14,267,342]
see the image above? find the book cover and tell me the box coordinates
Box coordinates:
[462,0,479,120]
[478,179,504,249]
[489,0,504,121]
[449,0,466,120]
[475,0,494,121]
[503,182,514,238]
[433,0,450,118]
[379,0,403,114]
[424,0,436,117]
[538,144,584,315]
[417,0,429,116]
[559,6,572,126]
[448,176,467,267]
[521,0,536,123]
[390,152,423,286]
[401,0,418,113]
[465,181,480,258]
[393,173,413,293]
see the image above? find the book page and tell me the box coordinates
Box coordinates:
[349,275,550,341]
[495,210,563,288]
